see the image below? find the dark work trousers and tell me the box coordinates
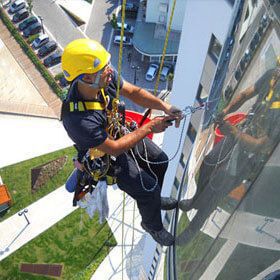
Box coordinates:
[115,137,168,231]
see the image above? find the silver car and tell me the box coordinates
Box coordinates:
[113,35,133,46]
[32,34,49,49]
[160,65,171,81]
[116,22,134,33]
[9,0,26,14]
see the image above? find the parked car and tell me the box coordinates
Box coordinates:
[260,14,269,28]
[224,85,233,100]
[32,34,49,49]
[43,52,61,67]
[113,35,132,46]
[244,48,251,63]
[239,56,246,71]
[234,67,241,81]
[12,8,28,23]
[59,76,69,88]
[38,41,57,58]
[8,0,26,14]
[19,16,38,31]
[23,22,41,37]
[116,22,134,33]
[249,32,260,52]
[160,65,172,81]
[123,2,138,18]
[145,64,159,81]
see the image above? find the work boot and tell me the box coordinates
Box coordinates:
[141,222,175,246]
[178,198,194,212]
[160,197,178,210]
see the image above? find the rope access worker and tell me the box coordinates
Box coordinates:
[177,62,280,245]
[61,39,182,246]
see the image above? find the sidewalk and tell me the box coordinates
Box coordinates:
[0,186,74,261]
[0,18,61,119]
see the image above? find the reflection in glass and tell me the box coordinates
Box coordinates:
[175,59,280,278]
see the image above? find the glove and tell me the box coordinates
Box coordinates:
[169,105,182,115]
[166,105,183,127]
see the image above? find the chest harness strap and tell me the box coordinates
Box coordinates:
[63,88,117,187]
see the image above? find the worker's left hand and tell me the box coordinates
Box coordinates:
[164,104,183,128]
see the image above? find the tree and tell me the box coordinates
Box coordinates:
[167,72,174,91]
[27,0,33,13]
[110,13,117,29]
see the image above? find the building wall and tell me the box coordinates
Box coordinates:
[141,0,234,278]
[145,0,186,31]
[146,0,167,24]
[168,0,187,31]
[162,0,233,198]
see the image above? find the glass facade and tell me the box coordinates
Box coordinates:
[168,1,280,279]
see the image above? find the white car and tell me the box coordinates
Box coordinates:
[116,22,134,33]
[145,64,159,81]
[9,0,26,14]
[113,35,133,46]
[31,34,49,49]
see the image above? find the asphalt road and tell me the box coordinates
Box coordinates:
[32,0,85,48]
[85,0,119,48]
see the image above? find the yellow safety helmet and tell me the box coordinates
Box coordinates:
[62,38,111,81]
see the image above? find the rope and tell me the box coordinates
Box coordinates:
[153,0,177,96]
[135,105,204,166]
[131,104,203,192]
[115,0,127,113]
[121,191,126,280]
[129,200,136,277]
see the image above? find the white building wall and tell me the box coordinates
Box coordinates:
[145,0,186,31]
[162,0,233,197]
[141,0,234,277]
[146,0,166,23]
[168,0,187,31]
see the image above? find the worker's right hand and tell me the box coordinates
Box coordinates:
[148,116,175,133]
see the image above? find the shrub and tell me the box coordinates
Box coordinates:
[27,33,39,44]
[55,72,65,81]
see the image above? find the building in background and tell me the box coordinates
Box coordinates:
[133,0,187,62]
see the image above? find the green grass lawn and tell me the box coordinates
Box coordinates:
[0,146,76,221]
[0,147,117,279]
[175,212,225,280]
[0,208,116,279]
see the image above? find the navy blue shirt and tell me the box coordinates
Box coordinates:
[62,69,123,153]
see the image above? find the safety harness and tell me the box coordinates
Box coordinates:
[61,87,136,203]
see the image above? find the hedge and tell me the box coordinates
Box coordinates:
[0,8,64,99]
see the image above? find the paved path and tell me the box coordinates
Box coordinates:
[0,18,61,119]
[0,186,74,261]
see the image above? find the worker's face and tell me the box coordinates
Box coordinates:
[85,63,113,89]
